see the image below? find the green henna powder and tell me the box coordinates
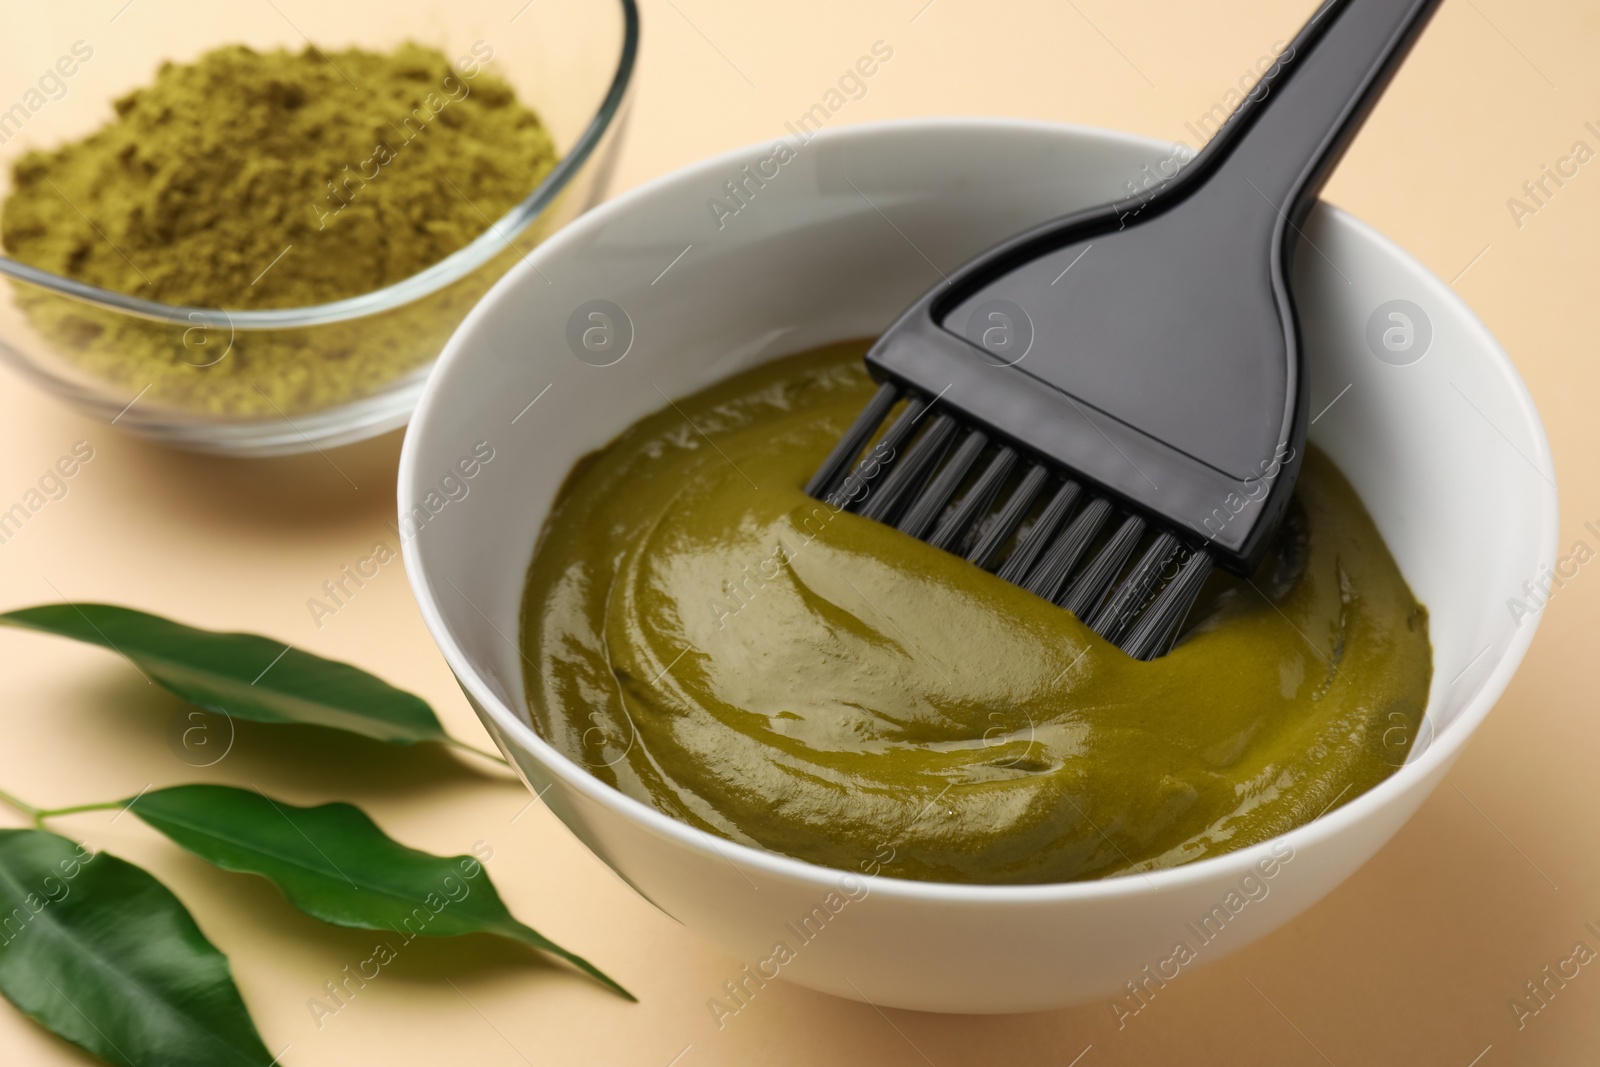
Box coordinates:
[1,42,557,416]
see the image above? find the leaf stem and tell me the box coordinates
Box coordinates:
[0,784,44,825]
[443,737,510,766]
[35,800,128,822]
[0,788,123,828]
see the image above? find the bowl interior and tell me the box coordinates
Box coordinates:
[402,119,1556,895]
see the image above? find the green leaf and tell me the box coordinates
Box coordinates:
[0,603,448,746]
[0,829,275,1067]
[128,785,633,1001]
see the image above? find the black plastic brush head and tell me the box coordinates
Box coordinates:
[806,0,1444,659]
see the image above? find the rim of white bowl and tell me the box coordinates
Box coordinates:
[401,117,1560,905]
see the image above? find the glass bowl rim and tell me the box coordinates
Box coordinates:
[0,0,639,332]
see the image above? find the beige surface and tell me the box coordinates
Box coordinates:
[0,0,1596,1064]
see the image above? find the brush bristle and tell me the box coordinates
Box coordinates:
[812,389,1213,658]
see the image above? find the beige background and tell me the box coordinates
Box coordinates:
[0,0,1596,1063]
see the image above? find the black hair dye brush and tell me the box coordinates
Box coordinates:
[806,0,1443,659]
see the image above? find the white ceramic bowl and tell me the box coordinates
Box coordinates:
[399,119,1558,1014]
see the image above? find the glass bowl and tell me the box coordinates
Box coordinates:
[0,0,637,454]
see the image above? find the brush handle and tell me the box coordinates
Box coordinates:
[1179,0,1444,225]
[860,0,1449,579]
